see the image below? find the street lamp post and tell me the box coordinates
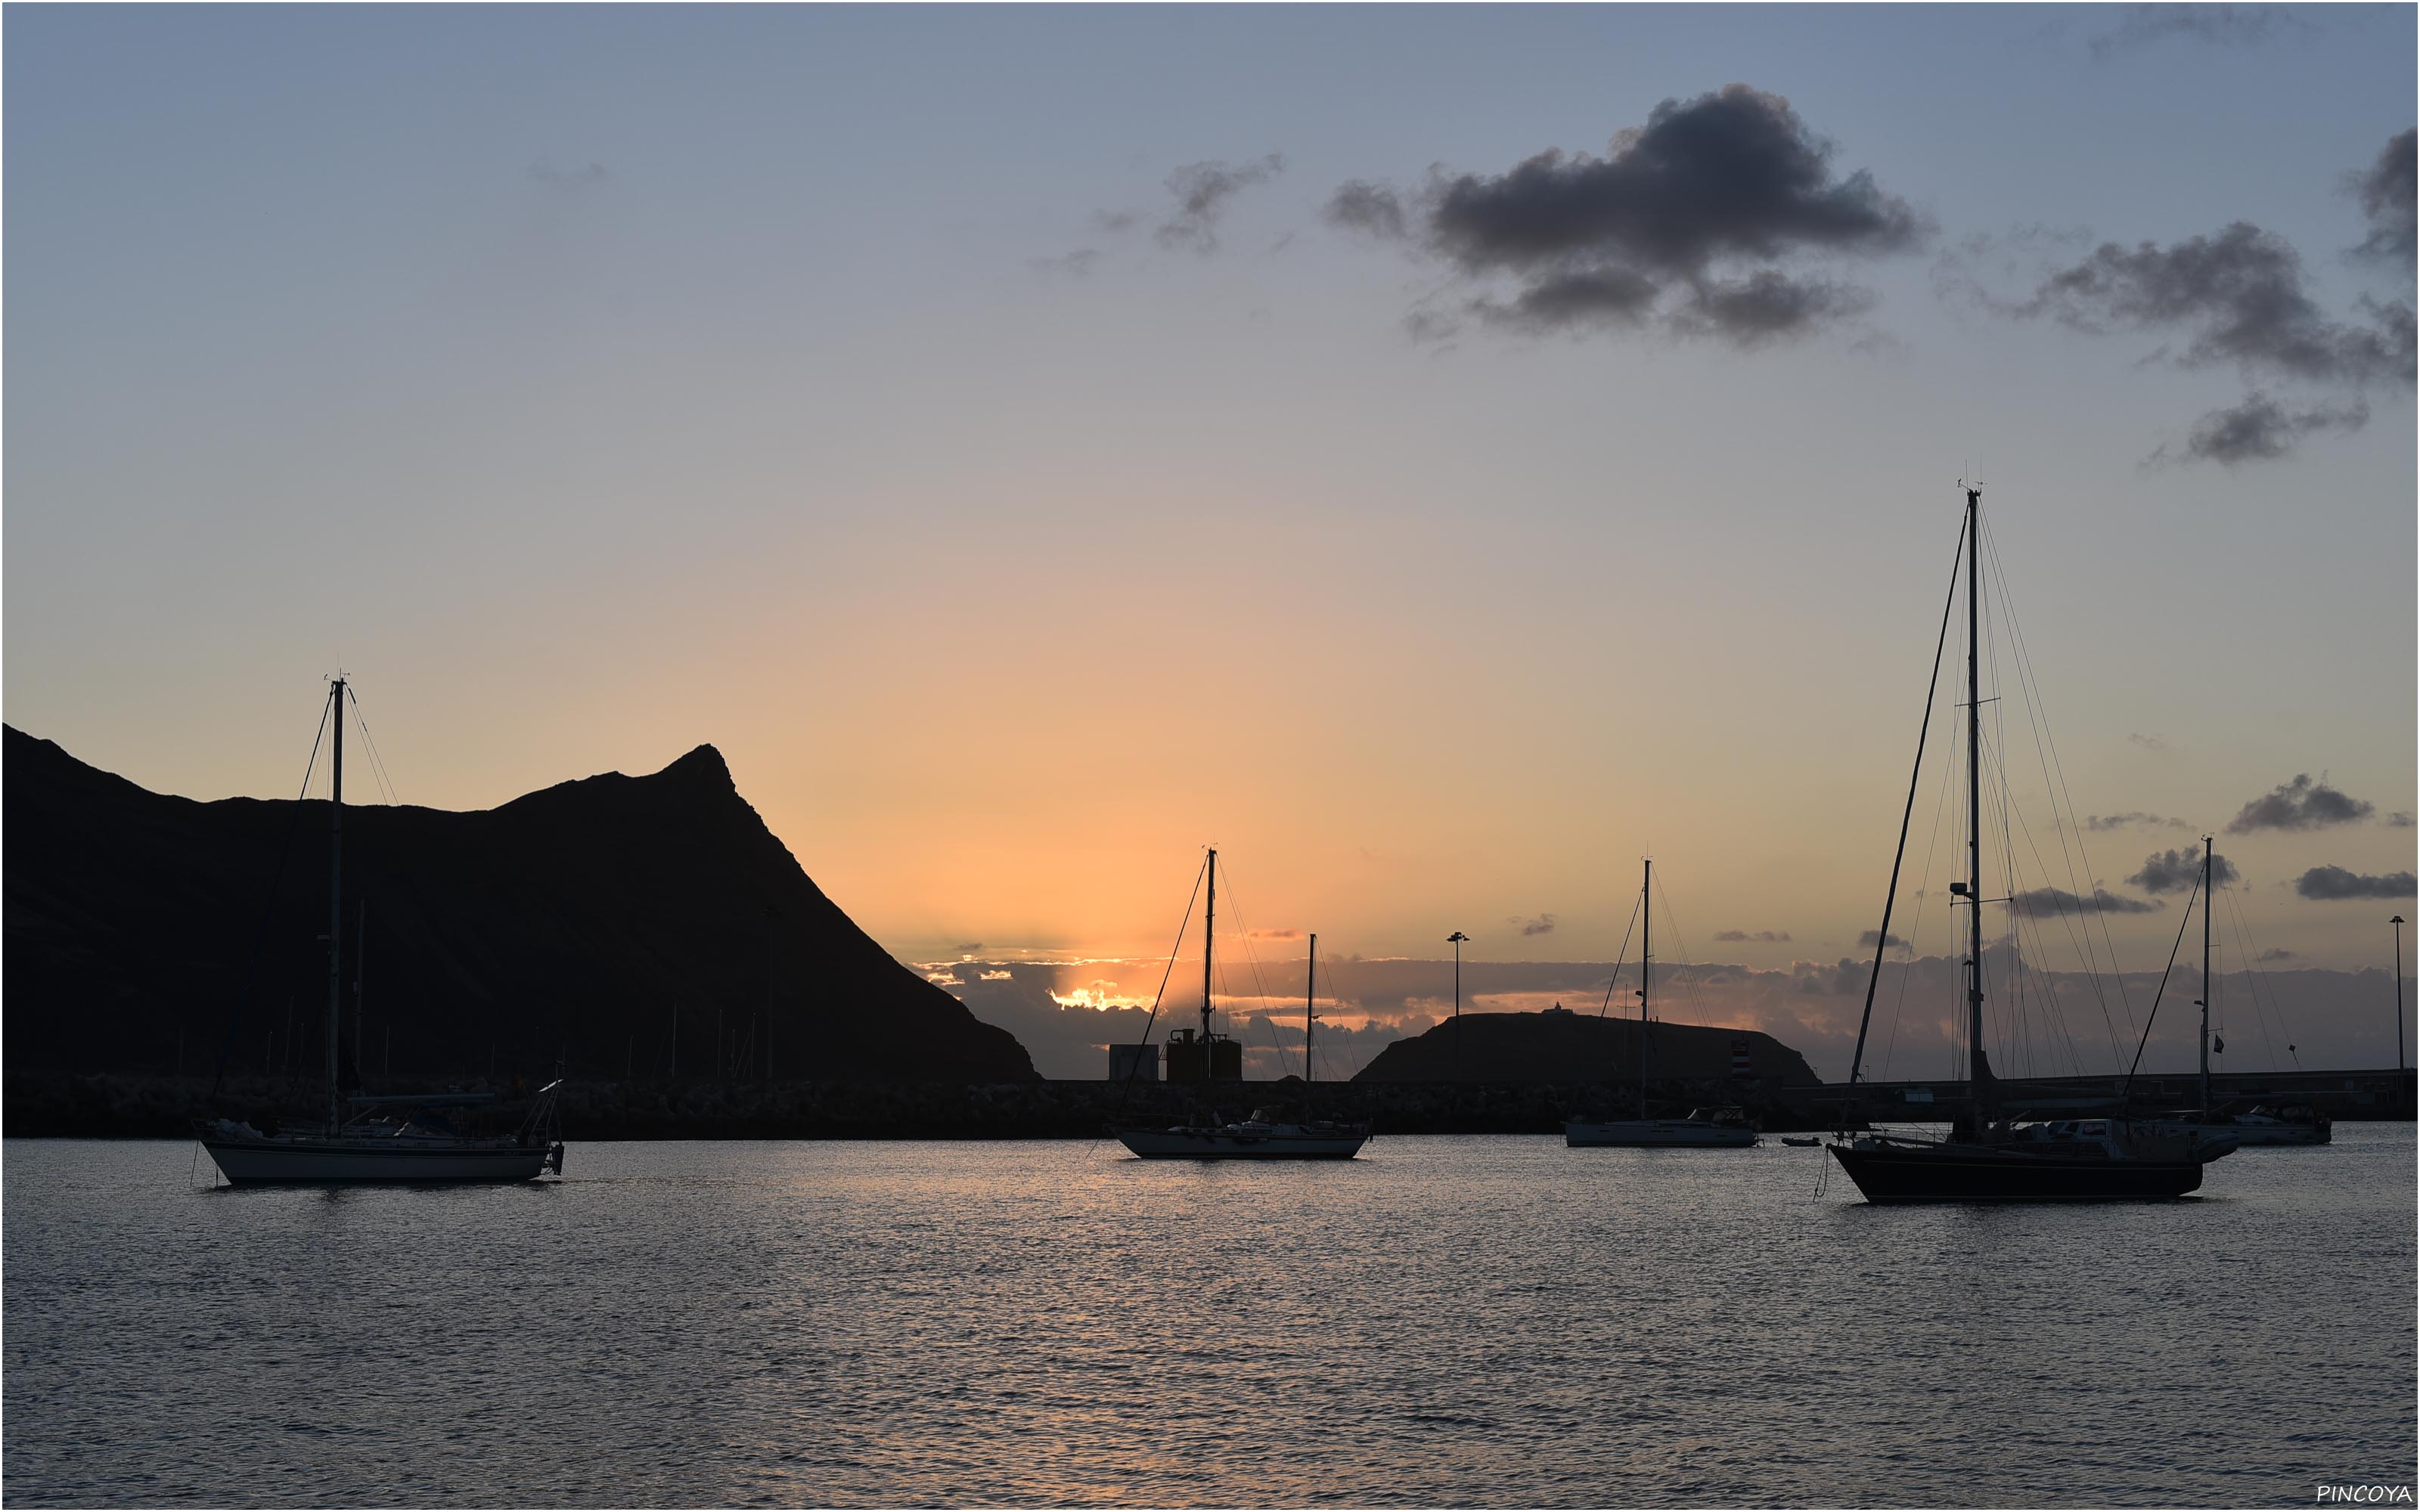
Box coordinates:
[1447,931,1469,1061]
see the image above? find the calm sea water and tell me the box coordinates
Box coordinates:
[5,1129,2413,1507]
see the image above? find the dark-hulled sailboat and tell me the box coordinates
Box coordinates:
[1115,850,1370,1159]
[1565,858,1757,1148]
[200,677,565,1183]
[1828,488,2238,1202]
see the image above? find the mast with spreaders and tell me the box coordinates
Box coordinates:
[2200,838,2214,1117]
[1961,488,1993,1139]
[1202,848,1216,1047]
[1305,932,1317,1124]
[1640,858,1652,1121]
[327,677,346,1136]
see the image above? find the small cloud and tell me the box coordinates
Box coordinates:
[1094,209,1140,234]
[2015,224,2412,390]
[1030,249,1101,279]
[1246,928,1302,941]
[2152,392,2370,466]
[956,943,984,955]
[2085,811,2192,832]
[2351,128,2415,266]
[2009,886,2163,917]
[2129,845,2242,894]
[2257,947,2301,962]
[977,969,1013,981]
[2294,865,2418,900]
[528,161,612,191]
[2389,812,2415,828]
[2129,733,2170,752]
[1323,181,1407,240]
[2086,5,2317,61]
[1155,153,1286,254]
[1858,931,1907,950]
[1714,929,1792,943]
[2228,773,2376,832]
[1511,913,1557,937]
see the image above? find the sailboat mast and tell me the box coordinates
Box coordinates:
[1964,488,1988,1132]
[2201,837,2214,1114]
[1202,848,1216,1043]
[1640,857,1652,1122]
[327,677,346,1136]
[1305,932,1317,1121]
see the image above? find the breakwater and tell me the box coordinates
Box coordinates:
[4,1072,1844,1139]
[17,1068,2409,1139]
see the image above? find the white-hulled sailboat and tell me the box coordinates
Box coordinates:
[1565,859,1758,1148]
[2139,840,2332,1146]
[200,677,564,1184]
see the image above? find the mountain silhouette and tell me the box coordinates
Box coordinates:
[3,727,1037,1083]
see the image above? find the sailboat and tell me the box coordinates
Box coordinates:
[1828,488,2238,1202]
[2139,841,2332,1146]
[1565,859,1758,1148]
[200,677,565,1184]
[1115,851,1370,1159]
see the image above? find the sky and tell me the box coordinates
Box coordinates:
[8,5,2415,1079]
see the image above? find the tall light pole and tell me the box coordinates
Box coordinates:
[1447,931,1469,1061]
[2392,914,2406,1073]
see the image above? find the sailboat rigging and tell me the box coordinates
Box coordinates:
[1115,850,1371,1159]
[1565,859,1758,1148]
[1828,487,2239,1201]
[200,677,564,1184]
[2137,841,2332,1145]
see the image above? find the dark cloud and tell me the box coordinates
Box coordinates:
[2294,866,2418,900]
[1330,84,1924,345]
[1857,931,1907,949]
[2257,947,2301,963]
[2155,392,2371,466]
[1511,914,1557,937]
[2353,129,2416,265]
[2008,887,2163,917]
[2086,5,2316,60]
[2129,733,2170,752]
[528,161,611,191]
[1247,928,1302,941]
[2227,773,2376,832]
[2391,812,2416,829]
[955,943,983,955]
[1715,929,1793,943]
[2085,811,2192,832]
[1156,154,1285,253]
[1469,267,1660,333]
[2128,845,2243,894]
[1669,272,1877,345]
[2019,223,2413,388]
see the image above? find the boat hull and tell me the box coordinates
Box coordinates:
[1565,1120,1757,1148]
[1827,1142,2208,1202]
[2227,1123,2330,1147]
[1116,1129,1367,1160]
[203,1137,556,1184]
[2145,1119,2329,1147]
